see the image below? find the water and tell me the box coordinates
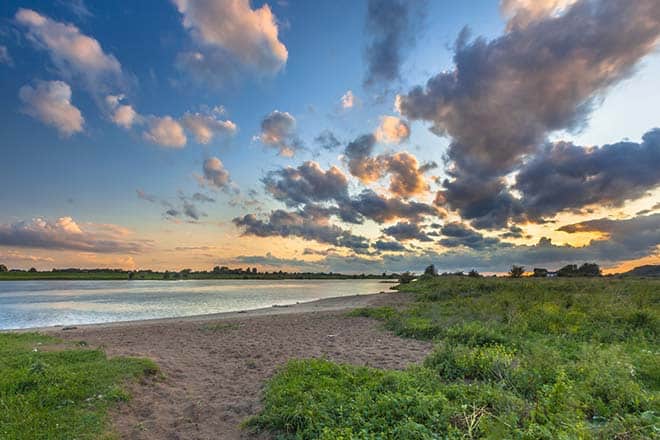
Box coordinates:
[0,279,390,330]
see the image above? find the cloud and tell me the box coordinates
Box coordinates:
[343,134,429,198]
[192,192,215,203]
[374,240,406,252]
[397,0,660,228]
[173,0,287,85]
[105,94,138,129]
[383,152,429,198]
[314,130,341,151]
[19,80,84,136]
[346,189,441,224]
[363,0,426,86]
[501,0,579,30]
[439,222,502,250]
[383,221,432,242]
[182,112,237,144]
[143,116,187,148]
[136,189,158,203]
[0,250,55,264]
[0,45,13,66]
[341,90,355,109]
[234,252,321,271]
[257,110,302,156]
[202,157,231,189]
[233,209,370,252]
[16,8,121,90]
[0,217,149,254]
[263,161,349,207]
[515,128,660,219]
[374,116,410,144]
[345,134,381,182]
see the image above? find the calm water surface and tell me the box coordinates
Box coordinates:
[0,279,389,330]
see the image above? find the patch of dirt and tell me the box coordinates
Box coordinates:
[54,292,430,439]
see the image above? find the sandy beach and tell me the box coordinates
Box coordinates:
[42,292,431,439]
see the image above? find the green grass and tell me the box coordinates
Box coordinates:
[251,277,660,439]
[0,333,158,439]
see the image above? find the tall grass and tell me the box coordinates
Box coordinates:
[252,277,659,439]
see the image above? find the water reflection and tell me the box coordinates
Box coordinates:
[0,279,388,329]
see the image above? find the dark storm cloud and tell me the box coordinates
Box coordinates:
[397,0,660,228]
[516,129,660,219]
[347,189,441,224]
[500,225,527,239]
[439,222,502,250]
[232,210,370,252]
[262,161,349,207]
[363,0,427,86]
[383,221,432,242]
[374,240,407,252]
[314,130,342,151]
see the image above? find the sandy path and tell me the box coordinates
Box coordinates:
[48,292,430,439]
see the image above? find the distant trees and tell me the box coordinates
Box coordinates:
[533,268,548,278]
[399,272,415,284]
[557,263,601,277]
[0,264,7,272]
[424,264,437,276]
[28,267,37,273]
[509,265,525,278]
[468,269,481,278]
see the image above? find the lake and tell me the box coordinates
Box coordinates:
[0,279,390,330]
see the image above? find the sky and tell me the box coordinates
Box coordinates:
[0,0,659,274]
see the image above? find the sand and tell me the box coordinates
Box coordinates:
[45,292,431,439]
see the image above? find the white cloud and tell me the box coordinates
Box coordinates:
[374,115,410,144]
[16,8,121,89]
[202,156,231,189]
[143,116,187,148]
[182,112,237,144]
[173,0,288,84]
[341,90,355,109]
[0,45,13,66]
[19,80,84,136]
[105,94,138,129]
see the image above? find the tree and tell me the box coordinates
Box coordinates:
[509,265,525,278]
[533,268,548,277]
[578,263,601,277]
[468,269,480,278]
[28,267,37,273]
[0,264,8,272]
[424,264,437,276]
[399,272,415,284]
[557,264,578,277]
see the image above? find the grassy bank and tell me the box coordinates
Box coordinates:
[0,333,158,439]
[251,277,659,439]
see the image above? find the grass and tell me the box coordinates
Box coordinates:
[0,333,158,439]
[251,276,660,439]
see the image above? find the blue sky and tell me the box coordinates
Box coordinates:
[0,0,659,273]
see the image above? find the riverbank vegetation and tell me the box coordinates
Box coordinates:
[0,333,158,439]
[0,266,398,281]
[252,276,659,439]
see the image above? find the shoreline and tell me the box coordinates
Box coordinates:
[10,290,393,333]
